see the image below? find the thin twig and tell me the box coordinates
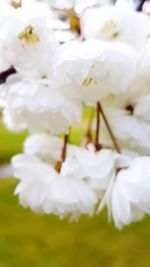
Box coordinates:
[94,102,101,151]
[99,102,121,154]
[0,67,16,85]
[61,134,68,162]
[55,134,69,173]
[81,108,94,147]
[136,0,145,11]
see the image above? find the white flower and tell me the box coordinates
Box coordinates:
[1,75,82,134]
[0,1,58,77]
[82,0,150,48]
[24,134,114,191]
[17,0,53,21]
[1,19,59,79]
[53,29,78,44]
[136,39,150,84]
[50,0,112,13]
[54,40,136,106]
[12,154,56,213]
[0,3,20,70]
[99,91,150,153]
[98,156,150,229]
[0,0,12,4]
[0,2,20,40]
[12,153,97,218]
[0,0,53,22]
[68,144,115,194]
[75,0,111,14]
[0,0,21,5]
[50,0,74,10]
[24,133,63,164]
[143,1,150,13]
[23,135,115,195]
[0,56,10,73]
[98,41,150,154]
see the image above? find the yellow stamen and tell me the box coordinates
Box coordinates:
[18,26,40,43]
[101,20,119,39]
[82,77,93,87]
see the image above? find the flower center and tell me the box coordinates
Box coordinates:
[82,65,99,87]
[82,77,93,87]
[18,26,40,43]
[101,19,119,40]
[11,0,21,8]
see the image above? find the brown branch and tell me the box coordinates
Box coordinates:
[0,67,16,85]
[55,134,69,173]
[94,102,102,151]
[61,134,68,163]
[136,0,146,11]
[81,108,94,147]
[99,102,121,154]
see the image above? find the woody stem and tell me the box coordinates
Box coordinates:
[61,134,69,163]
[94,102,101,151]
[99,102,121,154]
[0,67,16,85]
[55,134,69,173]
[136,0,145,11]
[81,108,94,147]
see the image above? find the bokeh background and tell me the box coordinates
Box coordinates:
[0,108,150,267]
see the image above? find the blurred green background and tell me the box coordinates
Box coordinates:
[0,113,150,267]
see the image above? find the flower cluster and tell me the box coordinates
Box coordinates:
[0,0,150,229]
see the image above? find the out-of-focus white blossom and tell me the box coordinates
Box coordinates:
[83,0,150,48]
[98,156,150,229]
[136,39,150,82]
[0,0,54,22]
[49,0,114,13]
[18,0,54,21]
[0,2,19,39]
[143,1,150,13]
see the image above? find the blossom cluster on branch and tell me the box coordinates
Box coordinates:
[0,0,150,229]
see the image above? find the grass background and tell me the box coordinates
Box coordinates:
[0,113,150,267]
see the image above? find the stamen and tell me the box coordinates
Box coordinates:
[18,26,40,43]
[82,77,93,87]
[11,0,22,8]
